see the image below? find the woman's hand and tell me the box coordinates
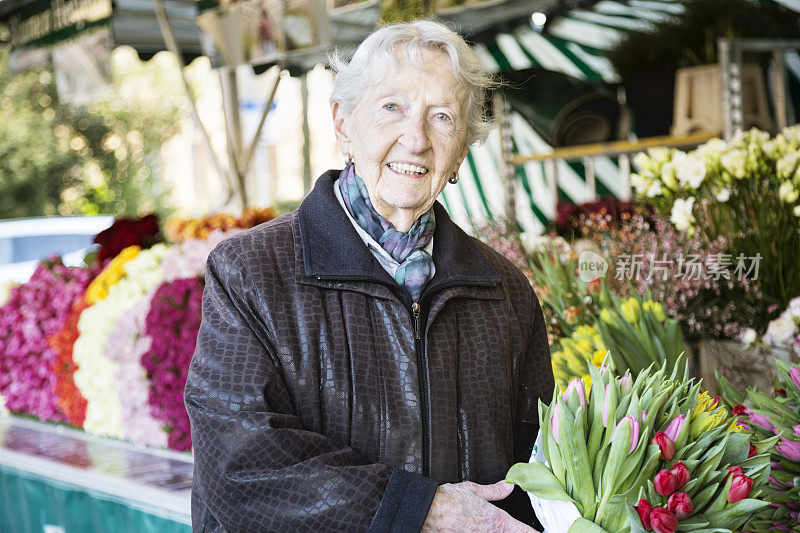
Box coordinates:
[421,480,539,532]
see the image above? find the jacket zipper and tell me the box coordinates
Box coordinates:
[411,300,431,477]
[315,274,498,478]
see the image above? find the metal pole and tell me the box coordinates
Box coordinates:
[772,50,788,131]
[496,93,515,223]
[218,67,248,208]
[241,66,282,177]
[152,0,233,204]
[301,73,312,196]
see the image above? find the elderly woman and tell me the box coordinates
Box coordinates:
[185,20,554,532]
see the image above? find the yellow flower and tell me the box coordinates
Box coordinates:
[85,245,141,304]
[576,339,594,356]
[620,298,640,324]
[575,325,596,338]
[643,300,666,322]
[592,350,606,367]
[600,309,615,324]
[593,334,605,350]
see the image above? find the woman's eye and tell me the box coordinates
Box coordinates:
[383,103,398,111]
[435,112,451,122]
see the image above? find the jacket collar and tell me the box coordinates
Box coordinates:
[297,170,501,289]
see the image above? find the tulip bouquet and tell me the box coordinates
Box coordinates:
[717,361,800,531]
[506,356,776,532]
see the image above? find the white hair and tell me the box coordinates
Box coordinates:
[328,19,497,146]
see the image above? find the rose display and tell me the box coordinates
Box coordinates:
[0,213,259,451]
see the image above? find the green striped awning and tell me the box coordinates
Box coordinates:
[444,0,800,235]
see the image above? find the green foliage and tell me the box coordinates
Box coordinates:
[379,0,433,24]
[609,0,800,82]
[0,46,186,220]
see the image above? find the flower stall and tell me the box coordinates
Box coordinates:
[0,208,275,531]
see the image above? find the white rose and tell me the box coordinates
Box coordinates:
[763,317,799,347]
[676,156,707,189]
[633,152,650,170]
[644,179,663,198]
[713,187,731,202]
[721,150,747,179]
[783,124,800,144]
[660,162,678,189]
[646,147,671,163]
[794,204,800,217]
[788,297,800,320]
[779,181,800,204]
[670,197,696,231]
[694,138,727,162]
[739,328,757,346]
[777,152,800,180]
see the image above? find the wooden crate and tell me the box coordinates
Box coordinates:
[671,64,772,136]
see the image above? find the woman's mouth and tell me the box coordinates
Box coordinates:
[387,162,428,175]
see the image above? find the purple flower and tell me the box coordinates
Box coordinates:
[563,378,586,410]
[664,414,685,442]
[612,415,640,454]
[749,413,775,432]
[791,366,800,391]
[775,439,800,462]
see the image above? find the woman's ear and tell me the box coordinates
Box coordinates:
[331,101,351,154]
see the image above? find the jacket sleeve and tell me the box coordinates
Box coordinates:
[185,245,437,532]
[503,289,554,529]
[514,289,555,464]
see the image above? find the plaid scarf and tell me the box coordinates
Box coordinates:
[338,164,435,302]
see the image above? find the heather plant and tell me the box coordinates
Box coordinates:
[585,211,767,341]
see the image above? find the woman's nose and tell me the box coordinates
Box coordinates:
[398,115,431,153]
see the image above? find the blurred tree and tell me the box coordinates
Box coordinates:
[0,46,187,220]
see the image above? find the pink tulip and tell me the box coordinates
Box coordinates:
[664,414,685,442]
[551,402,560,444]
[641,410,648,424]
[652,431,676,460]
[748,413,774,432]
[727,474,753,503]
[602,383,612,427]
[563,378,586,410]
[775,438,800,462]
[650,506,678,533]
[619,374,632,394]
[667,492,694,520]
[793,425,800,438]
[635,498,653,529]
[613,416,640,454]
[749,443,757,458]
[790,366,800,391]
[655,469,677,496]
[670,462,690,489]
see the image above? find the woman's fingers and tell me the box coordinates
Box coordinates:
[462,479,515,501]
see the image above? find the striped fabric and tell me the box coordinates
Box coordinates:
[442,0,800,236]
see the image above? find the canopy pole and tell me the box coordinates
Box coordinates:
[151,0,235,206]
[241,67,282,177]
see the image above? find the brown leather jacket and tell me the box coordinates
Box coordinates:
[185,170,554,532]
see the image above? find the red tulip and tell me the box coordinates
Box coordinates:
[655,469,677,496]
[650,507,678,533]
[726,465,743,479]
[669,462,690,489]
[748,443,757,458]
[652,431,676,460]
[732,404,749,416]
[667,492,694,520]
[635,498,653,529]
[727,473,753,503]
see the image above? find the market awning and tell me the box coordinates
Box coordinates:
[0,0,203,60]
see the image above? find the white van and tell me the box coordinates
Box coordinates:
[0,216,115,283]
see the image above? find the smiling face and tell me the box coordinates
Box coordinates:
[332,47,471,232]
